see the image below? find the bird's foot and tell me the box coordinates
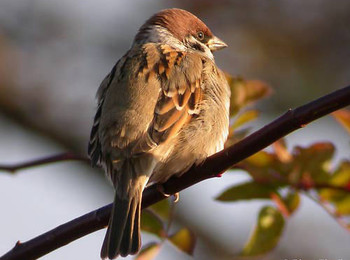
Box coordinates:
[156,184,179,203]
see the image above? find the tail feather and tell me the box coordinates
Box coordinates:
[131,201,141,254]
[101,155,150,259]
[100,185,143,259]
[120,197,138,257]
[101,193,132,259]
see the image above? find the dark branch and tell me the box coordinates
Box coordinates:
[1,85,350,260]
[0,152,89,173]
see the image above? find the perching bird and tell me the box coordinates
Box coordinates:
[88,8,230,259]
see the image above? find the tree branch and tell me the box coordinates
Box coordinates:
[305,193,350,232]
[1,85,350,260]
[0,152,89,173]
[294,182,350,193]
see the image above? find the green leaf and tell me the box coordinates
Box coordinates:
[216,182,278,202]
[169,228,196,255]
[135,243,161,260]
[150,199,170,220]
[241,206,285,256]
[332,109,350,134]
[141,209,165,238]
[284,191,300,215]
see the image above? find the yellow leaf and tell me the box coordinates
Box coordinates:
[319,161,350,207]
[150,199,170,220]
[332,109,350,134]
[169,228,196,255]
[225,74,272,116]
[141,210,165,238]
[335,196,350,215]
[245,151,275,167]
[233,110,259,129]
[273,139,292,163]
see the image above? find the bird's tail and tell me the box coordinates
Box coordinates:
[101,174,147,259]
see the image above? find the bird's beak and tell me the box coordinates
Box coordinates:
[207,36,228,52]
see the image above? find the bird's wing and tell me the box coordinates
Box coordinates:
[133,43,204,153]
[88,43,205,167]
[88,52,129,167]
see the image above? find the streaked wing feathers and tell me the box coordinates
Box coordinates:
[89,43,205,163]
[139,44,204,145]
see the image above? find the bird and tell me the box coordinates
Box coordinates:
[88,8,231,259]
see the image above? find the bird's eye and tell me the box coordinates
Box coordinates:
[197,31,204,41]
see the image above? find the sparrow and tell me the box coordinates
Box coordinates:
[88,8,230,259]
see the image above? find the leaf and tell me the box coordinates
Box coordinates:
[332,109,350,134]
[239,150,289,181]
[244,151,275,168]
[150,199,170,220]
[292,142,335,183]
[135,243,161,260]
[216,181,278,202]
[225,74,272,116]
[273,139,292,163]
[141,209,165,238]
[331,161,350,186]
[319,161,350,201]
[319,161,350,215]
[283,191,300,216]
[232,110,259,129]
[241,206,285,256]
[335,196,350,215]
[169,228,196,255]
[227,109,258,146]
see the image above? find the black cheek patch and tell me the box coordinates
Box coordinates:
[190,42,205,52]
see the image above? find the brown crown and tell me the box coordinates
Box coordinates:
[136,8,213,42]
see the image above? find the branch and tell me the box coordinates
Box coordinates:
[228,165,350,193]
[1,85,350,260]
[294,182,350,193]
[305,193,350,232]
[0,152,89,173]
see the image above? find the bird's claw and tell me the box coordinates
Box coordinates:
[156,184,179,203]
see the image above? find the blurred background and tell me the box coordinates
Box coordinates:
[0,0,350,259]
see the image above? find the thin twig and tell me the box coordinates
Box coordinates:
[305,193,350,231]
[1,85,350,260]
[252,176,350,193]
[0,152,90,173]
[294,182,350,193]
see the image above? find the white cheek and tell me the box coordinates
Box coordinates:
[187,36,215,60]
[204,47,214,60]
